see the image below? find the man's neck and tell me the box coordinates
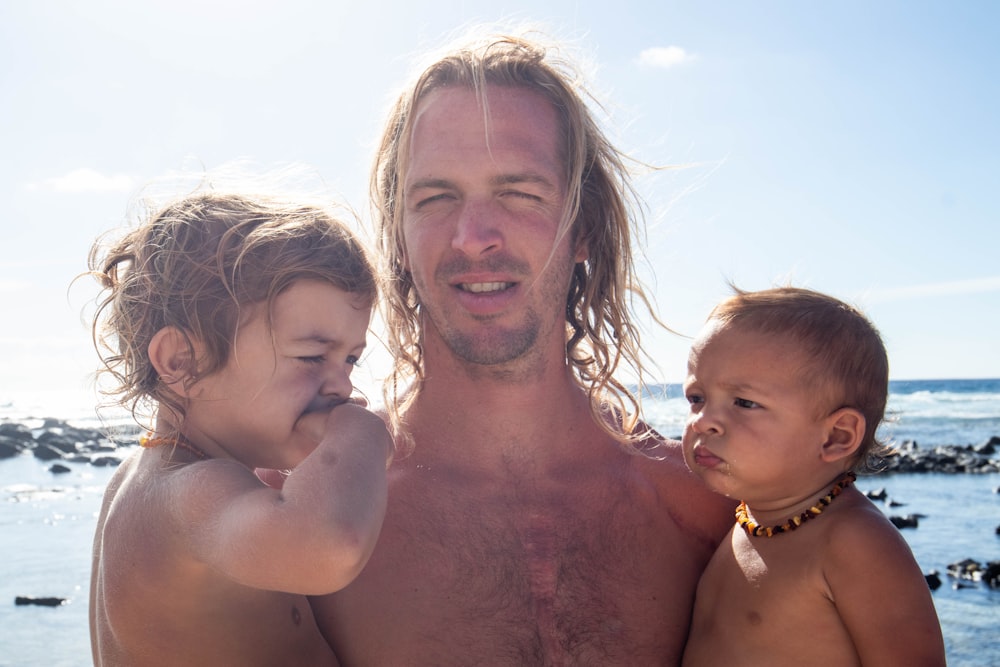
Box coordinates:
[403,356,608,473]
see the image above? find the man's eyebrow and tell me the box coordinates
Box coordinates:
[491,172,557,189]
[407,173,558,192]
[407,178,452,192]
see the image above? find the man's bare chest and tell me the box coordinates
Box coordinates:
[334,477,694,665]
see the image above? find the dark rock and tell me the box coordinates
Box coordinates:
[91,455,123,467]
[36,431,79,454]
[889,514,920,529]
[986,435,1000,447]
[947,558,981,581]
[865,487,887,501]
[49,463,72,474]
[0,435,25,459]
[0,422,33,441]
[984,562,1000,588]
[32,443,65,461]
[888,499,906,507]
[925,570,941,590]
[14,596,66,607]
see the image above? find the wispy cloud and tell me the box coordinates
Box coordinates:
[636,46,696,70]
[863,276,1000,303]
[25,168,135,194]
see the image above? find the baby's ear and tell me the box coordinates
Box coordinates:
[820,407,865,463]
[148,326,201,397]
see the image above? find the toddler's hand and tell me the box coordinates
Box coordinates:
[294,397,368,444]
[320,401,394,467]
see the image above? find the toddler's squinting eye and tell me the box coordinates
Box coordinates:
[298,356,325,365]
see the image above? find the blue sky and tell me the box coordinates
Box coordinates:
[2,0,998,414]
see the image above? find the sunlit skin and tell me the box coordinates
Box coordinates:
[90,280,392,666]
[182,280,372,470]
[401,85,585,378]
[308,85,736,667]
[680,322,946,667]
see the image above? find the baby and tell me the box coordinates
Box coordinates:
[681,286,945,666]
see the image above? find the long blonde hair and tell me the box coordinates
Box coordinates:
[372,31,660,447]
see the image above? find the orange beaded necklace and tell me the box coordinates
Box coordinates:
[139,432,210,461]
[736,471,856,538]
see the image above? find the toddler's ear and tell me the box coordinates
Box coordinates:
[821,408,865,463]
[148,326,201,397]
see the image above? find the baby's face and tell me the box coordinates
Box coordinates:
[184,279,371,470]
[680,322,831,502]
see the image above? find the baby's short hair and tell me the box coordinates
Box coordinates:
[709,286,890,472]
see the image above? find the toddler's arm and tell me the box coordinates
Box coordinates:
[169,403,392,595]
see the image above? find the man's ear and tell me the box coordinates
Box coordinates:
[148,326,200,397]
[574,237,589,263]
[821,407,865,463]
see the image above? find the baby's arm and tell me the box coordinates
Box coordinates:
[825,505,946,666]
[168,403,391,595]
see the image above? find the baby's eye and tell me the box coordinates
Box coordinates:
[734,397,760,409]
[346,355,362,367]
[685,394,704,406]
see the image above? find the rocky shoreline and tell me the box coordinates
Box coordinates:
[879,437,1000,474]
[0,419,144,468]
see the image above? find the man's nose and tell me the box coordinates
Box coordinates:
[452,199,503,256]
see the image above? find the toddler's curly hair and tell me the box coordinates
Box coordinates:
[89,190,376,424]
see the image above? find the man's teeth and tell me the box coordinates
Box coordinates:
[461,282,510,293]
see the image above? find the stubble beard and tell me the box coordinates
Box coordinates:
[438,309,543,368]
[415,255,574,378]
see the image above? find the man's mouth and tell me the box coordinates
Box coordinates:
[458,281,514,294]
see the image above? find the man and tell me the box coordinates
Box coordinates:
[310,31,734,666]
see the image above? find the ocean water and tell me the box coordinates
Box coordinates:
[2,380,998,666]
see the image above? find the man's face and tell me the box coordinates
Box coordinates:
[400,85,586,375]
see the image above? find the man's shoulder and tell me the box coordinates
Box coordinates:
[623,423,685,465]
